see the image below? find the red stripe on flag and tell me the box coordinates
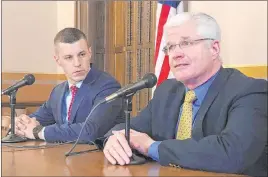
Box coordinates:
[156,55,170,86]
[154,5,171,65]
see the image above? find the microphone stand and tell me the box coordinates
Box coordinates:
[2,90,27,143]
[123,93,146,165]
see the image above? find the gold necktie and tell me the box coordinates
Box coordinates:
[176,90,196,140]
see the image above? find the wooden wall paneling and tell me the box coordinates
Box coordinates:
[76,0,106,71]
[74,1,158,116]
[104,1,158,116]
[114,1,127,86]
[135,1,142,113]
[128,1,137,115]
[133,1,156,114]
[75,1,89,39]
[95,1,105,70]
[105,1,114,76]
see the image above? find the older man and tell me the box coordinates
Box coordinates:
[102,12,267,176]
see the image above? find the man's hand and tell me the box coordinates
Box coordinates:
[14,114,40,139]
[13,114,31,137]
[128,129,155,156]
[103,130,132,165]
[103,129,155,165]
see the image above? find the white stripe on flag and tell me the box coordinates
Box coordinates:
[154,7,177,79]
[153,1,185,96]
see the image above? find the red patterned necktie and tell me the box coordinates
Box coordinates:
[68,85,78,121]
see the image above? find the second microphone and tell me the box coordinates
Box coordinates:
[103,73,157,103]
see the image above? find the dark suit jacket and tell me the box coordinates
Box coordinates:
[30,66,124,143]
[106,67,267,176]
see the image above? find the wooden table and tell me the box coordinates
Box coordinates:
[2,141,243,176]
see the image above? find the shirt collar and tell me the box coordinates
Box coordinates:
[185,71,219,104]
[68,80,83,90]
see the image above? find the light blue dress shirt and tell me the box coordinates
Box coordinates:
[148,72,218,161]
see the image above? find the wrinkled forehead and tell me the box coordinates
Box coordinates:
[166,20,200,43]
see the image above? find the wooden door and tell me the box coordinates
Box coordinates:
[105,1,156,116]
[76,1,157,116]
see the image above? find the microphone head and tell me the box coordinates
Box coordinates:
[142,73,157,88]
[23,74,35,85]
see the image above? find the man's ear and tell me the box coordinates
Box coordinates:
[88,47,92,55]
[54,55,61,66]
[210,40,220,60]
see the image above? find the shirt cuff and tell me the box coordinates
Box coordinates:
[38,127,46,140]
[148,141,161,162]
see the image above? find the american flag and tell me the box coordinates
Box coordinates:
[153,1,184,93]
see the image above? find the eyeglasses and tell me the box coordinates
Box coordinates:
[162,38,215,55]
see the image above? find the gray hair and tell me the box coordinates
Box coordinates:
[163,12,221,42]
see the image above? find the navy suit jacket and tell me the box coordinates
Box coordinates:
[30,66,124,143]
[106,67,267,176]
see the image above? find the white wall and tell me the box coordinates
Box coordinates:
[2,1,75,74]
[57,1,75,31]
[189,1,267,67]
[56,1,75,74]
[2,1,267,75]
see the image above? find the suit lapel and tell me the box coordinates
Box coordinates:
[163,83,186,139]
[56,82,68,125]
[193,67,230,139]
[68,66,100,123]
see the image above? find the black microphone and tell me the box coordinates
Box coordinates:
[2,74,35,95]
[103,73,157,103]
